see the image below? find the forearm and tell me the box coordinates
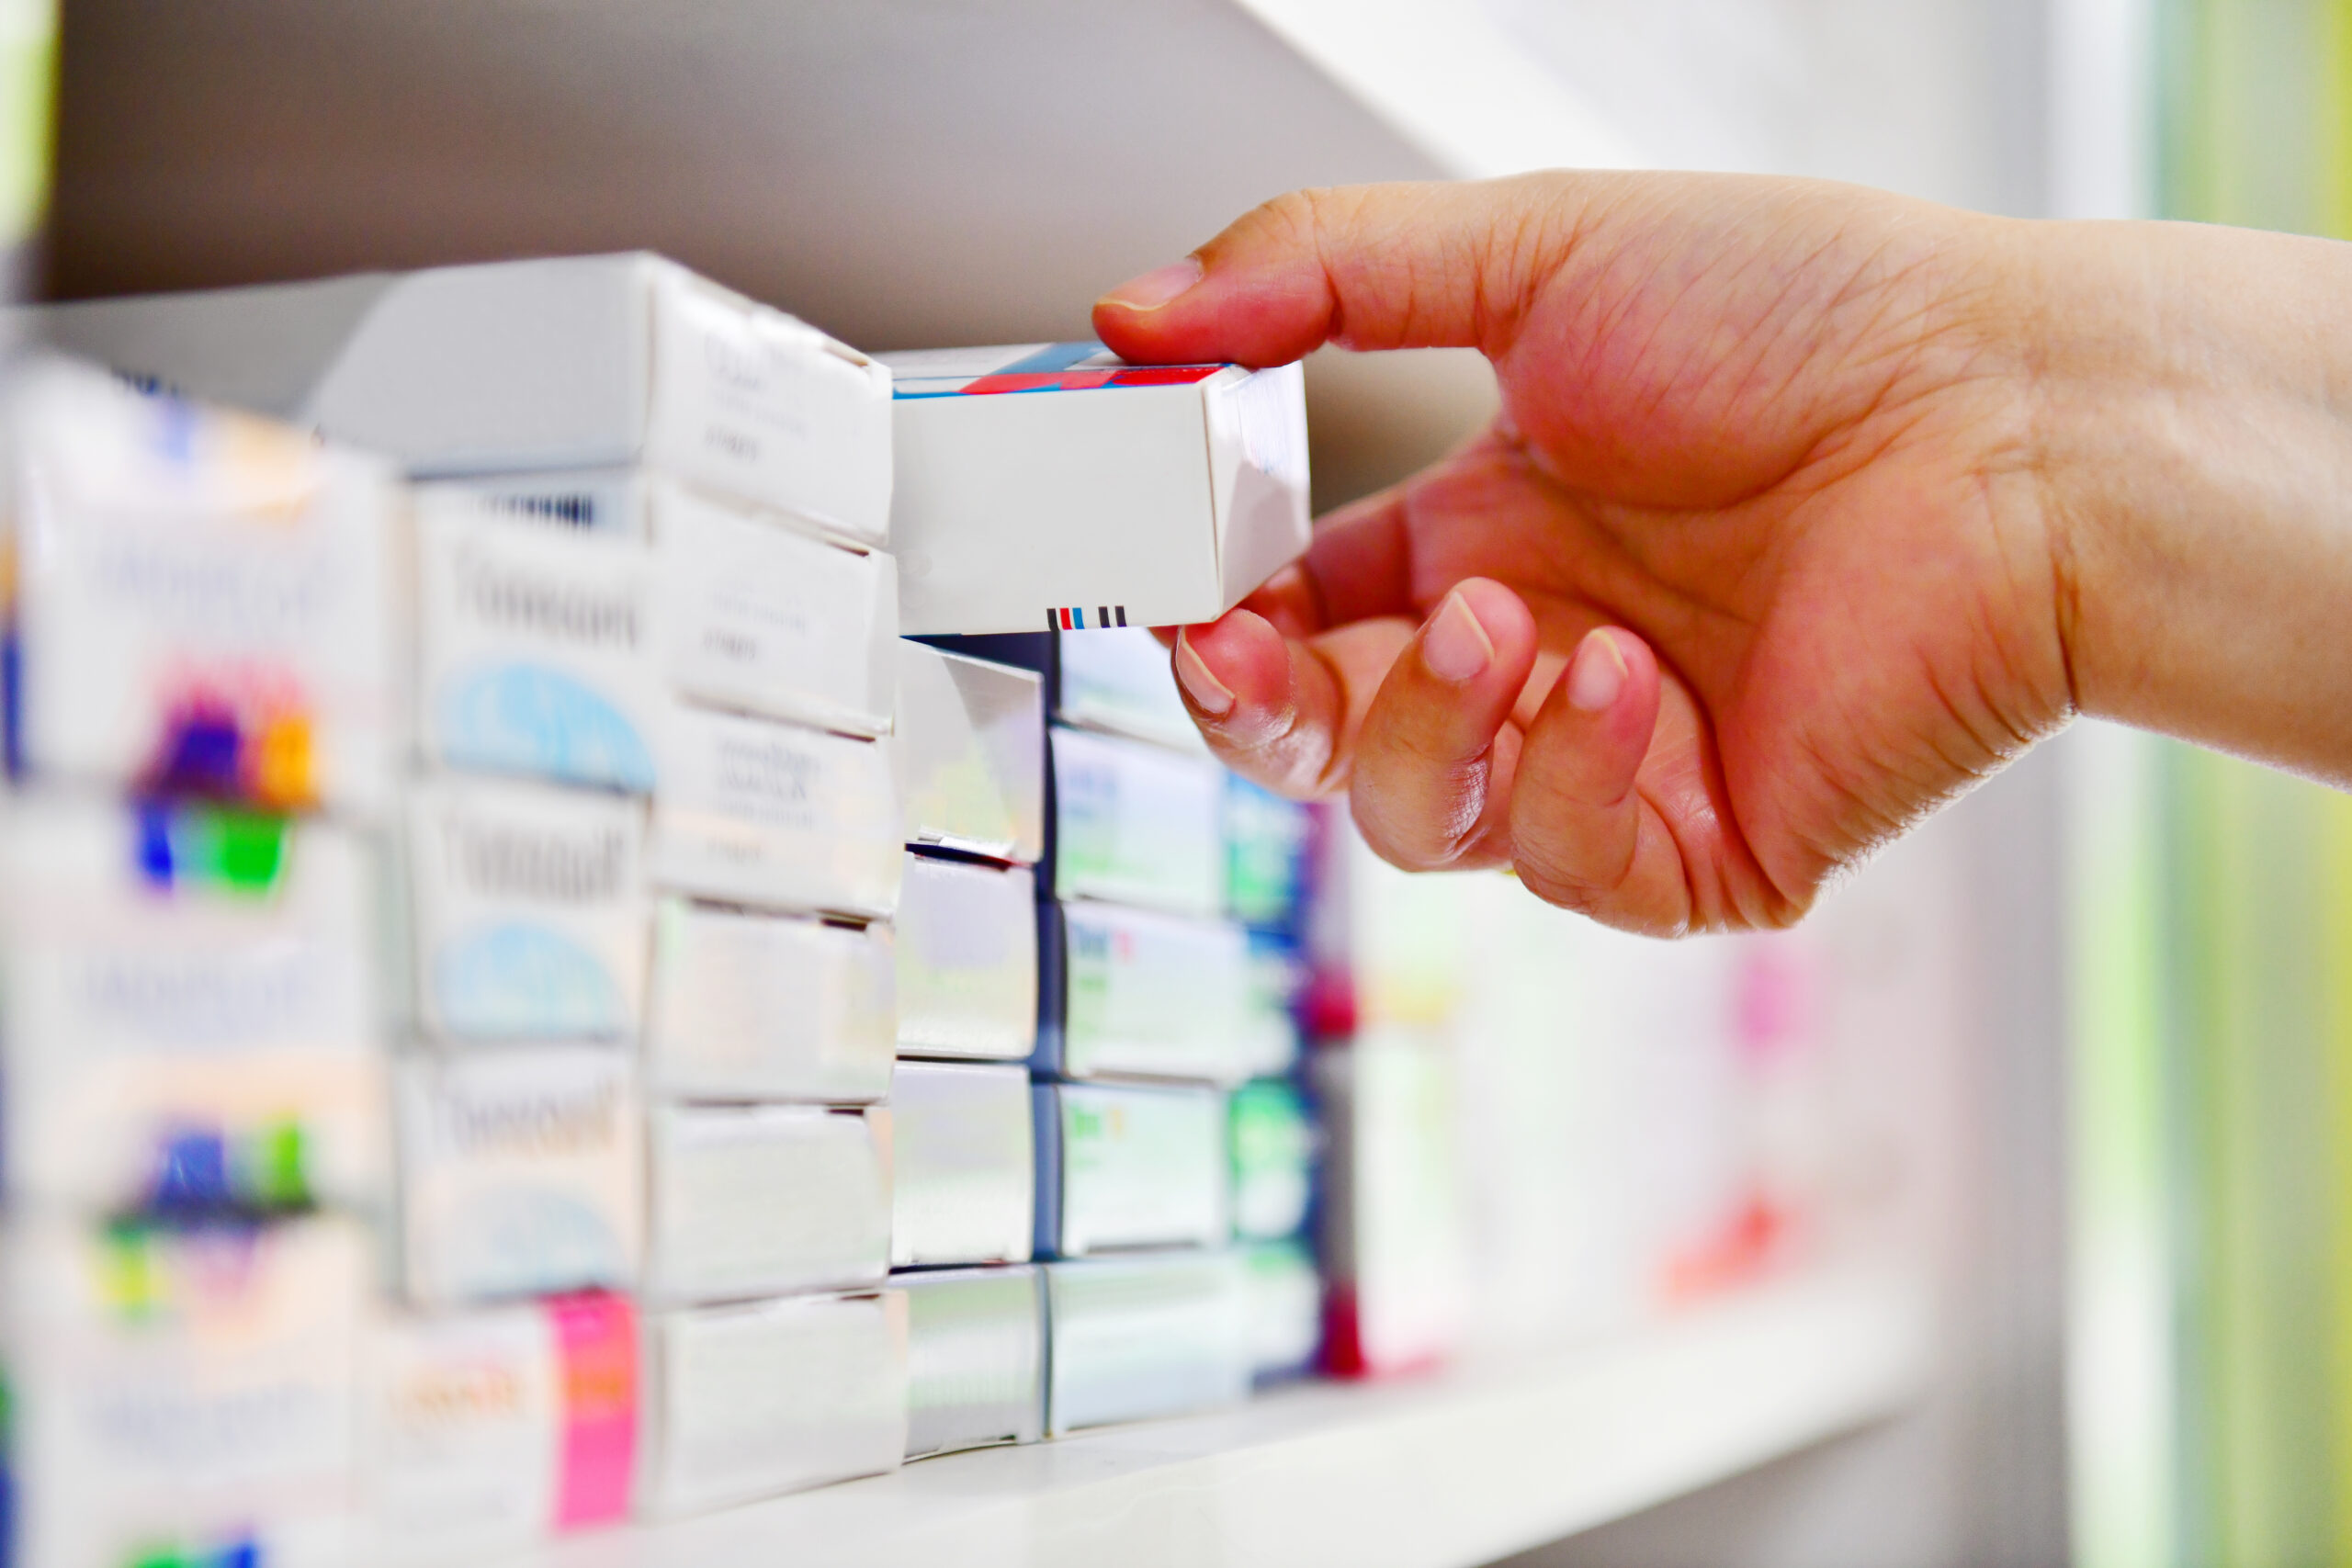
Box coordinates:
[2032,217,2352,780]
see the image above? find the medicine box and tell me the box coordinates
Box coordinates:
[2,1213,368,1568]
[646,704,900,919]
[1226,774,1315,929]
[362,1292,638,1560]
[888,1061,1034,1269]
[395,1043,643,1306]
[30,254,895,544]
[644,897,895,1103]
[1033,1081,1228,1258]
[642,1104,890,1306]
[636,1291,907,1518]
[882,343,1307,635]
[1036,898,1250,1085]
[4,355,399,815]
[1240,1239,1324,1382]
[0,793,385,1216]
[412,491,662,794]
[435,469,897,737]
[1049,725,1226,917]
[896,640,1045,861]
[403,774,649,1044]
[894,852,1037,1063]
[1229,1077,1316,1242]
[899,1266,1046,1459]
[1043,1254,1250,1437]
[1052,626,1203,753]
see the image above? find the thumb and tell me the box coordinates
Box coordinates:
[1092,175,1592,367]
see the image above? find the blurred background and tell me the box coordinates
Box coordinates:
[7,2,2351,1566]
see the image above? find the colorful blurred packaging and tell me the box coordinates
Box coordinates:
[1238,927,1306,1078]
[1036,898,1250,1084]
[893,852,1036,1062]
[401,774,648,1045]
[644,897,895,1102]
[1225,775,1312,930]
[1228,1077,1315,1243]
[2,1213,368,1568]
[1042,1254,1250,1436]
[0,792,385,1216]
[361,1292,637,1560]
[635,1290,906,1517]
[641,1104,889,1305]
[883,344,1307,637]
[1032,1081,1228,1257]
[1047,726,1225,916]
[646,703,899,919]
[898,1265,1045,1459]
[896,641,1044,862]
[31,254,895,545]
[394,1044,642,1305]
[2,356,398,814]
[1239,1238,1322,1383]
[888,1061,1035,1269]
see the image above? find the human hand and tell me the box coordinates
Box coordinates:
[1096,174,2074,934]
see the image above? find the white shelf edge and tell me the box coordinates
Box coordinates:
[529,1260,1933,1568]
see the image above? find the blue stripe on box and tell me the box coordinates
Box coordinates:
[996,342,1109,376]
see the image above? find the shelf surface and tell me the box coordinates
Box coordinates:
[528,1262,1931,1568]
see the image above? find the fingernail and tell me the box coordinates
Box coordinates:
[1567,628,1628,712]
[1101,256,1204,313]
[1173,629,1236,717]
[1421,591,1495,683]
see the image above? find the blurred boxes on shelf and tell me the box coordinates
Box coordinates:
[1239,1238,1323,1384]
[889,1060,1034,1269]
[1035,897,1251,1084]
[1047,725,1225,916]
[896,640,1044,860]
[1043,1253,1250,1436]
[641,1103,890,1306]
[894,851,1037,1062]
[899,1265,1046,1460]
[1229,1077,1316,1244]
[1033,1081,1228,1258]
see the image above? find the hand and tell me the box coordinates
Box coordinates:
[1095,175,2074,935]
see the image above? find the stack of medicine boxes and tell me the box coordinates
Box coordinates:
[1031,627,1315,1432]
[33,255,910,1542]
[0,356,399,1568]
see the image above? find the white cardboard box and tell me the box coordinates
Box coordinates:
[1040,899,1251,1085]
[4,355,399,815]
[642,1104,890,1306]
[31,254,895,544]
[895,640,1044,860]
[899,1265,1046,1459]
[362,1293,638,1560]
[435,470,899,736]
[646,705,901,919]
[4,1213,368,1568]
[882,344,1308,635]
[644,897,895,1103]
[1043,1254,1250,1437]
[404,774,649,1044]
[1034,1081,1228,1258]
[889,1062,1034,1268]
[637,1292,907,1518]
[395,1044,643,1306]
[1240,1239,1324,1382]
[1049,725,1227,917]
[0,793,386,1215]
[1053,626,1204,753]
[894,852,1037,1063]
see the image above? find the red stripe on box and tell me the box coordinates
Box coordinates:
[1107,365,1223,387]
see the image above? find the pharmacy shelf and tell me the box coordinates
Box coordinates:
[526,1262,1931,1568]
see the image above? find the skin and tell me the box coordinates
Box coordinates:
[1092,173,2352,936]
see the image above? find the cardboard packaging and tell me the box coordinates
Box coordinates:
[435,469,898,736]
[1240,1239,1324,1382]
[644,897,895,1103]
[31,254,895,544]
[1043,1254,1250,1436]
[0,793,385,1216]
[894,852,1036,1063]
[882,343,1307,635]
[3,355,399,815]
[362,1292,638,1560]
[895,640,1045,861]
[1239,927,1307,1079]
[1229,1078,1316,1242]
[888,1062,1034,1269]
[899,1266,1046,1459]
[1049,725,1226,917]
[2,1213,368,1568]
[646,704,900,919]
[637,1291,907,1518]
[412,492,663,794]
[642,1104,890,1306]
[1052,626,1202,753]
[1226,775,1314,929]
[1033,1081,1228,1258]
[1036,898,1250,1085]
[403,774,649,1044]
[395,1044,643,1305]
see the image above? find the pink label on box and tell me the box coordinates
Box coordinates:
[549,1292,638,1529]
